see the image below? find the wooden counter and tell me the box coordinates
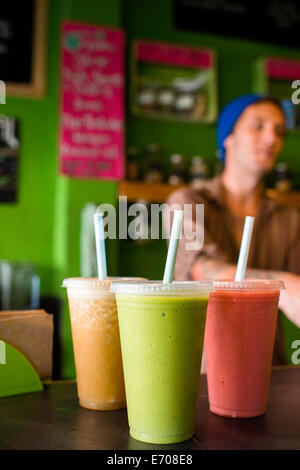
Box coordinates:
[0,367,299,450]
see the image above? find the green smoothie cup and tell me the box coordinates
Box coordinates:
[110,280,214,444]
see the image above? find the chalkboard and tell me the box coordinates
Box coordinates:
[0,1,34,83]
[0,0,47,97]
[174,0,300,48]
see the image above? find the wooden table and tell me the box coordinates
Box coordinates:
[0,367,299,450]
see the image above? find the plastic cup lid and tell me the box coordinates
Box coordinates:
[212,279,285,291]
[62,277,145,289]
[110,280,214,296]
[62,277,111,289]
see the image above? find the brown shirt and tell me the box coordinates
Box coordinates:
[166,176,300,281]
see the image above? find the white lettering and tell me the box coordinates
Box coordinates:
[118,196,128,240]
[291,339,300,365]
[96,204,117,239]
[184,204,204,251]
[128,203,149,240]
[107,454,142,467]
[291,80,300,105]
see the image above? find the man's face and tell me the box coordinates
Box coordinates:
[224,102,286,175]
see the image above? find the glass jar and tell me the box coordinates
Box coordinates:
[189,156,208,189]
[274,163,292,192]
[126,147,140,181]
[144,143,164,183]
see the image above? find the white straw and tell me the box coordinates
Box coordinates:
[94,212,108,280]
[235,216,255,282]
[163,210,184,284]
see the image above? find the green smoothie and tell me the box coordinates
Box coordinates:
[112,282,212,445]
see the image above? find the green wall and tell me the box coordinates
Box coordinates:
[0,0,299,377]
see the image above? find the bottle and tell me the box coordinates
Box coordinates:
[144,143,164,183]
[168,154,187,185]
[126,147,140,181]
[190,156,208,189]
[274,163,292,192]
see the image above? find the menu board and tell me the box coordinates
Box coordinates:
[175,0,300,48]
[0,0,34,84]
[59,22,125,181]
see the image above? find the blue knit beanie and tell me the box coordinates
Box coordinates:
[217,94,261,163]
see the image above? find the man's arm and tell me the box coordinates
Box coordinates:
[191,256,236,280]
[191,256,300,328]
[191,255,284,281]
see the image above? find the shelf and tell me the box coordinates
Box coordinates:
[118,181,300,208]
[265,189,300,208]
[118,181,185,202]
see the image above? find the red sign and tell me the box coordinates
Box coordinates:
[60,22,125,180]
[267,58,300,81]
[136,40,214,69]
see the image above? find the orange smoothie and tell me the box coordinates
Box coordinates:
[204,280,284,418]
[63,278,128,410]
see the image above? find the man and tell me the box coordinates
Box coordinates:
[166,94,300,362]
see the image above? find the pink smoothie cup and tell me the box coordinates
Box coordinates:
[204,280,285,418]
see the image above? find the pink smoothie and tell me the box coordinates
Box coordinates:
[205,287,281,418]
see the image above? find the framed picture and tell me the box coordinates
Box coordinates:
[131,40,217,123]
[0,0,48,98]
[253,56,300,132]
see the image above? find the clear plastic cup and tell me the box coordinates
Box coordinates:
[110,280,214,444]
[204,280,285,418]
[62,277,145,410]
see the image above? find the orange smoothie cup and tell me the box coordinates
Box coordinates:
[63,277,144,411]
[204,280,285,418]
